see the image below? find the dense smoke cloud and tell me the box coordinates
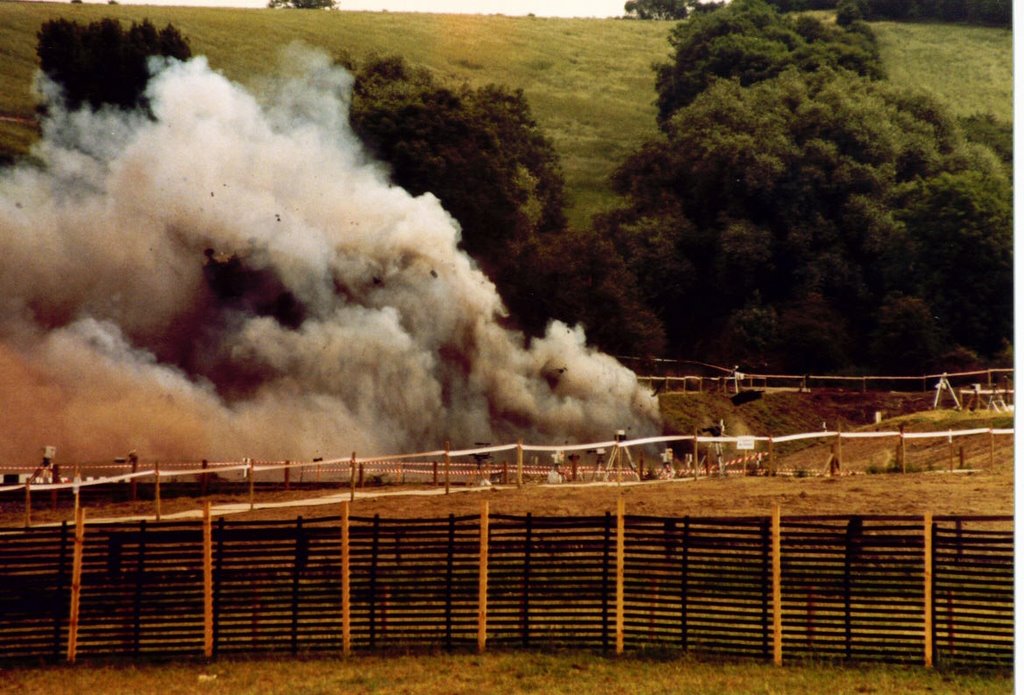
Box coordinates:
[0,47,659,464]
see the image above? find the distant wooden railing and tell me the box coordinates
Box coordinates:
[635,367,1014,396]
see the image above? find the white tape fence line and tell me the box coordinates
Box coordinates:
[0,426,1013,497]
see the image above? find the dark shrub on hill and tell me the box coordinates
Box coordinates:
[604,66,1011,370]
[349,56,663,355]
[764,0,1011,26]
[37,18,190,112]
[654,0,883,126]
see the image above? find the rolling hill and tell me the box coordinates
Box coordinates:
[0,3,1011,228]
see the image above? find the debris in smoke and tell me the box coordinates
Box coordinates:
[0,46,659,464]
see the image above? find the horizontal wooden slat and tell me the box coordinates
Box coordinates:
[0,513,1011,667]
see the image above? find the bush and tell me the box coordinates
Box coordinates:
[37,18,190,111]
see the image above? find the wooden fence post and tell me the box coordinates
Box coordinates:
[340,501,351,657]
[67,506,85,663]
[898,425,907,474]
[24,481,30,528]
[615,443,622,485]
[51,463,59,512]
[445,441,451,495]
[600,512,611,651]
[680,516,690,652]
[248,458,255,511]
[516,440,523,487]
[522,513,533,647]
[444,514,456,650]
[924,511,934,668]
[349,453,356,503]
[772,503,782,666]
[616,495,625,655]
[284,460,290,491]
[692,432,699,480]
[130,455,139,502]
[478,500,489,653]
[835,425,843,475]
[768,435,775,476]
[203,502,213,659]
[155,462,162,521]
[291,516,303,655]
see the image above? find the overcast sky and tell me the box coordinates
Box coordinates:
[78,0,629,15]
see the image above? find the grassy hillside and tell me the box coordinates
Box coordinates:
[0,3,1012,227]
[873,20,1012,122]
[0,3,669,228]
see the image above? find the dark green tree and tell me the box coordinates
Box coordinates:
[348,55,660,353]
[37,18,191,111]
[835,0,869,24]
[267,0,336,8]
[623,0,721,20]
[350,56,565,267]
[898,170,1012,356]
[653,0,883,126]
[868,295,943,374]
[959,113,1012,175]
[775,292,850,372]
[605,65,1011,368]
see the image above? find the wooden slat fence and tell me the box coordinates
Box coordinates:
[0,512,1011,667]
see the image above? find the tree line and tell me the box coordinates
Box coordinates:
[625,0,1011,26]
[762,0,1011,26]
[34,4,1012,375]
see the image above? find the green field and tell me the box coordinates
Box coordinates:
[874,21,1012,122]
[0,3,1012,228]
[1,652,1013,695]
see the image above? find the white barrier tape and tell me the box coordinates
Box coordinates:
[152,463,251,479]
[608,434,692,448]
[524,440,618,453]
[445,443,520,458]
[838,431,905,439]
[773,432,836,443]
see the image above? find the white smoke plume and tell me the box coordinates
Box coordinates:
[0,46,659,464]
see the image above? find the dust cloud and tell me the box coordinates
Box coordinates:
[0,47,658,465]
